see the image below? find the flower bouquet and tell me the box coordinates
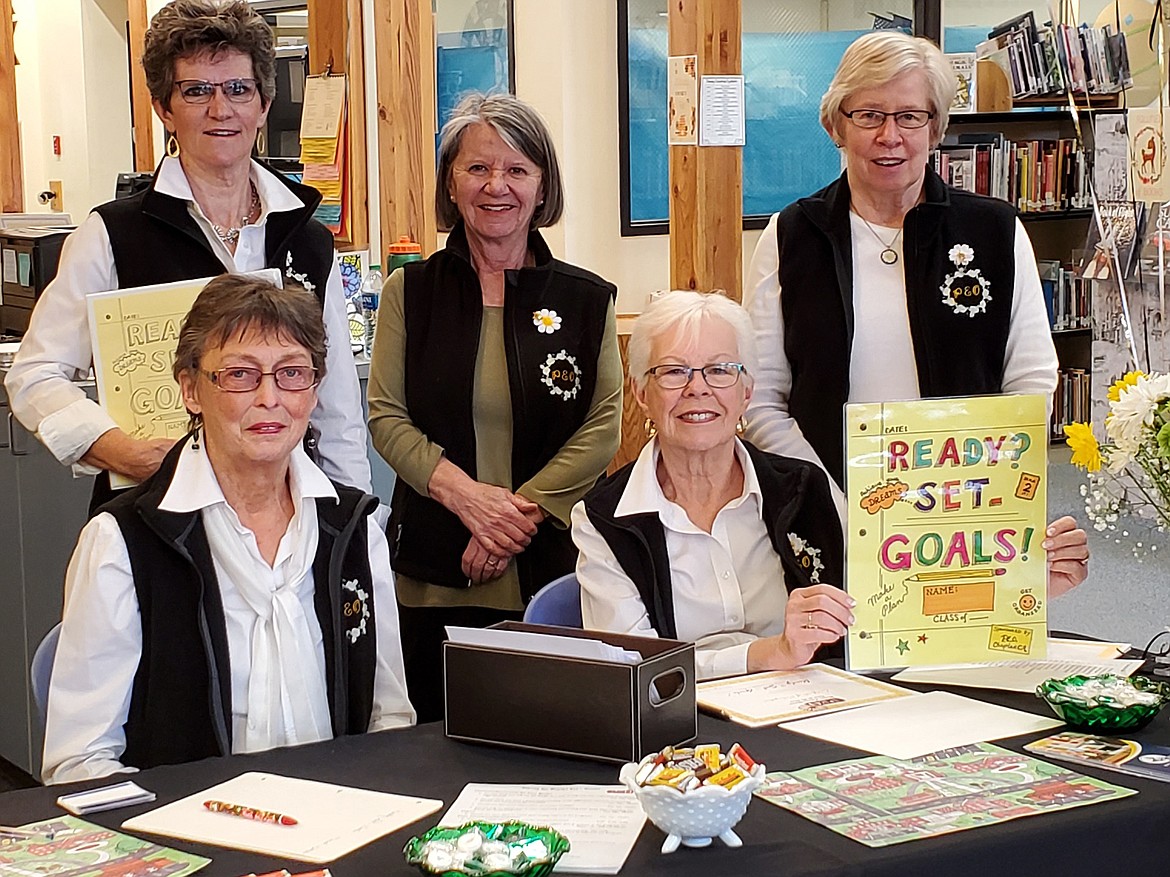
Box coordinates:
[1064,371,1170,548]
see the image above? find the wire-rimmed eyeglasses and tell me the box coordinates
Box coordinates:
[840,108,934,130]
[645,363,746,390]
[205,366,319,393]
[174,78,260,105]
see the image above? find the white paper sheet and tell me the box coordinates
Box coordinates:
[699,75,745,146]
[780,691,1062,760]
[1047,637,1131,661]
[445,626,642,664]
[697,663,918,727]
[122,772,442,863]
[891,658,1144,693]
[439,784,645,875]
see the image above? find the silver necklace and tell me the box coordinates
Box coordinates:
[210,182,261,246]
[856,213,903,265]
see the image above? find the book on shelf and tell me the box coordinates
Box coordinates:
[1080,200,1147,281]
[946,53,977,114]
[1051,367,1091,439]
[978,14,1130,98]
[933,135,1088,213]
[1038,259,1090,331]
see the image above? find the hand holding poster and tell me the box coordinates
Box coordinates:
[844,394,1049,670]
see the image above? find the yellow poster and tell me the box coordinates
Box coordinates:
[844,394,1049,670]
[87,278,213,486]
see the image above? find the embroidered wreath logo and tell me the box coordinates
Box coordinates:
[285,251,316,294]
[787,533,824,583]
[940,243,991,317]
[540,349,581,400]
[341,578,370,644]
[533,308,562,334]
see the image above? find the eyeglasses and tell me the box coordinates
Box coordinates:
[454,163,542,182]
[205,366,319,393]
[645,363,746,390]
[840,108,934,130]
[174,78,259,104]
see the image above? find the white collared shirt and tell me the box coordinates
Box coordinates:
[3,157,371,492]
[42,443,413,785]
[571,438,788,680]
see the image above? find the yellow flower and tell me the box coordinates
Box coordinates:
[1063,422,1101,472]
[1108,371,1145,402]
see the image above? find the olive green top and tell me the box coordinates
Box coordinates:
[367,267,623,610]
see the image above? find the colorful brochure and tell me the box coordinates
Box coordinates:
[844,394,1049,670]
[1026,731,1170,783]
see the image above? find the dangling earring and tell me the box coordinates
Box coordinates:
[643,418,657,439]
[190,415,202,450]
[166,132,181,158]
[255,129,265,154]
[736,416,747,436]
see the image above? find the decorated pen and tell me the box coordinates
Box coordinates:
[203,799,298,826]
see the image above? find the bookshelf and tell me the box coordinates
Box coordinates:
[942,106,1106,442]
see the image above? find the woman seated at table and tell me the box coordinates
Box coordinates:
[42,276,414,785]
[571,291,855,680]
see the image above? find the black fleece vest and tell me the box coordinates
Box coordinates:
[582,441,844,659]
[101,438,379,770]
[93,161,333,301]
[389,224,615,600]
[776,168,1016,488]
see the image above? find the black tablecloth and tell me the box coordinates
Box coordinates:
[4,680,1169,876]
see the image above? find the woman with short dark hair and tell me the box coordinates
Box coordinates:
[6,0,370,502]
[42,276,413,785]
[367,92,622,722]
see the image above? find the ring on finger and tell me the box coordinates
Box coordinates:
[803,610,817,630]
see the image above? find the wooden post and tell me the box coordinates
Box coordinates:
[667,0,742,301]
[128,0,154,172]
[372,0,437,262]
[0,0,23,212]
[304,0,368,249]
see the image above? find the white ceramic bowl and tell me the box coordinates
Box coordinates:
[618,758,766,854]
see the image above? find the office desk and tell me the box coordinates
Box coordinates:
[2,685,1169,877]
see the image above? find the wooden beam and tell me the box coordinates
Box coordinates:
[373,0,437,262]
[667,0,742,301]
[128,0,154,172]
[307,0,345,77]
[0,0,23,212]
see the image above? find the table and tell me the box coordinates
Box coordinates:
[2,680,1168,876]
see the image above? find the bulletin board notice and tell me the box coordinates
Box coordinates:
[844,394,1049,671]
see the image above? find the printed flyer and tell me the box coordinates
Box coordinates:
[844,394,1049,670]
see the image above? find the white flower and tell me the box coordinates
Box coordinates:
[948,243,975,266]
[533,308,562,334]
[1105,373,1170,453]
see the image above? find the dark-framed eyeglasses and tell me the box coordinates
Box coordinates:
[174,78,259,105]
[205,366,319,393]
[646,363,746,390]
[840,108,934,130]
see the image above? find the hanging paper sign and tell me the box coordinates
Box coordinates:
[1129,105,1170,204]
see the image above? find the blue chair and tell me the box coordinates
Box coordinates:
[523,573,583,627]
[31,622,62,726]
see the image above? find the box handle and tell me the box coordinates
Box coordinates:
[648,667,686,708]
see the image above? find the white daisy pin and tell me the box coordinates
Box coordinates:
[533,308,562,334]
[948,243,975,267]
[788,533,825,583]
[342,578,370,644]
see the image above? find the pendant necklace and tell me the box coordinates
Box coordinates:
[856,213,903,265]
[210,182,261,247]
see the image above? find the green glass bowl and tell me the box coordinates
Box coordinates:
[1036,674,1170,732]
[403,821,570,877]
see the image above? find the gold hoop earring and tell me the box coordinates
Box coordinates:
[166,132,181,158]
[643,418,657,439]
[255,129,265,154]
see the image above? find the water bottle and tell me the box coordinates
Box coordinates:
[387,236,423,273]
[360,264,384,357]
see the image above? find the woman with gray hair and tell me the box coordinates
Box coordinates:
[572,291,850,680]
[368,92,622,720]
[6,0,370,505]
[744,30,1090,596]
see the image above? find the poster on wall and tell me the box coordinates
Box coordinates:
[1128,105,1170,204]
[843,394,1049,671]
[667,54,698,146]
